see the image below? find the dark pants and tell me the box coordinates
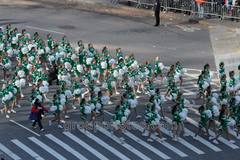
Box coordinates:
[32,119,43,129]
[155,9,160,25]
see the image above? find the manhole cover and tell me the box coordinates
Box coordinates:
[135,29,147,33]
[58,25,77,30]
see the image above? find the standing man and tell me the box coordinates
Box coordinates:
[154,0,160,26]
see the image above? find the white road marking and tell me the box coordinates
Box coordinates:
[0,143,21,160]
[10,120,40,137]
[25,26,65,35]
[11,139,44,160]
[63,132,109,160]
[45,134,88,160]
[28,137,67,160]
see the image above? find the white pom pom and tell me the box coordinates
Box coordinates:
[150,90,155,96]
[96,103,101,110]
[38,49,44,55]
[156,105,161,112]
[145,68,149,75]
[227,118,236,127]
[90,104,95,111]
[213,105,219,116]
[66,80,71,87]
[71,54,77,60]
[75,47,80,53]
[179,112,187,121]
[221,99,228,105]
[111,81,116,87]
[45,47,50,53]
[13,88,17,94]
[12,37,18,44]
[211,97,218,105]
[102,82,108,88]
[151,119,159,126]
[26,33,31,39]
[210,71,214,79]
[124,109,131,116]
[116,120,120,125]
[119,69,124,75]
[94,87,100,95]
[91,70,97,76]
[129,99,138,108]
[64,62,72,69]
[20,78,26,86]
[162,77,167,85]
[202,81,209,89]
[171,93,177,100]
[123,66,128,72]
[83,79,89,86]
[86,58,93,65]
[131,61,138,70]
[121,116,127,123]
[109,59,116,65]
[42,81,49,86]
[0,26,4,33]
[213,93,218,99]
[65,90,73,98]
[77,65,84,73]
[0,43,4,51]
[59,105,63,111]
[234,86,239,91]
[160,97,166,104]
[50,106,57,112]
[36,95,43,102]
[81,88,86,94]
[158,63,164,70]
[113,70,119,78]
[74,89,81,95]
[180,69,185,74]
[235,78,239,85]
[15,80,21,88]
[25,64,32,71]
[58,75,62,80]
[206,77,212,83]
[4,63,11,69]
[48,55,55,62]
[182,108,188,116]
[184,99,190,105]
[60,98,66,105]
[204,110,212,118]
[7,49,13,57]
[29,56,34,62]
[84,106,92,114]
[227,86,233,93]
[101,96,110,104]
[101,61,107,69]
[174,74,180,82]
[39,86,49,94]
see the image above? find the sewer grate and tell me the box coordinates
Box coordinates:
[58,25,77,30]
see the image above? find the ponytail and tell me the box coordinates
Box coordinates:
[219,109,225,121]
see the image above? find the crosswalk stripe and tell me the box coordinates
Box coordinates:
[186,117,239,149]
[0,143,21,160]
[11,139,44,160]
[28,137,67,160]
[96,126,154,160]
[165,117,222,152]
[78,128,130,160]
[63,132,109,160]
[130,122,188,158]
[45,134,88,160]
[121,128,171,160]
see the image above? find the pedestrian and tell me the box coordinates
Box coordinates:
[29,98,48,131]
[154,0,160,26]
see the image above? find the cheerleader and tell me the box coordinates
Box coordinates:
[61,83,70,119]
[30,88,37,105]
[155,88,165,119]
[6,80,16,113]
[97,55,105,83]
[172,104,181,141]
[22,56,32,86]
[147,104,166,142]
[164,71,173,97]
[219,62,226,79]
[0,84,10,118]
[88,43,95,54]
[145,60,153,79]
[142,102,152,136]
[80,98,89,134]
[169,82,179,103]
[46,34,53,49]
[96,91,107,125]
[38,41,49,70]
[49,94,63,129]
[213,109,235,144]
[2,51,11,83]
[72,80,81,109]
[17,42,26,66]
[104,72,114,104]
[220,74,227,90]
[228,98,237,130]
[229,71,236,88]
[0,27,3,41]
[192,74,205,105]
[73,57,81,78]
[154,57,163,81]
[193,105,214,140]
[235,105,240,139]
[206,101,217,136]
[13,73,21,108]
[136,64,146,93]
[126,87,141,119]
[88,92,99,127]
[78,40,85,49]
[116,48,123,64]
[111,105,125,140]
[37,78,49,102]
[175,61,184,86]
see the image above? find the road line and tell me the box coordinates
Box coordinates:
[78,128,130,160]
[96,126,153,160]
[10,120,40,137]
[165,117,222,152]
[130,122,188,158]
[121,128,170,159]
[45,134,88,160]
[186,117,239,149]
[11,139,44,160]
[25,26,65,35]
[0,143,21,160]
[28,137,67,160]
[63,132,109,160]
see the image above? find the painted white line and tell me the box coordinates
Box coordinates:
[11,139,44,160]
[25,26,65,35]
[10,120,40,137]
[121,128,170,160]
[63,132,109,160]
[164,67,217,73]
[0,143,21,160]
[130,122,188,158]
[186,117,239,149]
[165,117,222,152]
[78,128,130,160]
[45,134,87,160]
[96,126,153,160]
[28,137,67,160]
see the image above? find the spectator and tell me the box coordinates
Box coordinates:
[196,0,205,17]
[216,0,225,20]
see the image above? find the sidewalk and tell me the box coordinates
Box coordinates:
[65,0,240,29]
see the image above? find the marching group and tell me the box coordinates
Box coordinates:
[0,24,240,144]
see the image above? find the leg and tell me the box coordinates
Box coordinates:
[195,127,202,137]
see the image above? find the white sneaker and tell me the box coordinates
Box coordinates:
[142,132,148,137]
[1,109,3,114]
[111,131,114,137]
[160,138,166,141]
[204,133,208,136]
[45,98,50,102]
[49,120,52,126]
[108,101,113,105]
[81,94,85,98]
[209,136,215,140]
[32,125,37,129]
[147,138,153,142]
[88,122,93,126]
[1,79,4,82]
[136,96,140,99]
[192,100,195,105]
[96,110,100,114]
[46,68,49,71]
[41,115,44,118]
[122,129,127,132]
[237,135,240,139]
[58,125,63,129]
[21,94,24,98]
[137,90,141,93]
[168,130,173,136]
[184,119,189,123]
[193,136,198,140]
[85,130,90,134]
[72,105,76,109]
[154,132,159,136]
[177,137,181,141]
[136,115,142,119]
[60,120,66,124]
[29,83,33,87]
[95,124,99,128]
[172,138,178,141]
[40,128,44,132]
[16,104,21,108]
[102,121,107,125]
[233,128,237,132]
[97,80,100,84]
[213,139,218,144]
[116,92,120,95]
[65,115,70,119]
[11,110,16,113]
[6,115,10,119]
[229,140,236,144]
[145,92,149,95]
[183,133,189,137]
[119,137,125,141]
[7,110,11,114]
